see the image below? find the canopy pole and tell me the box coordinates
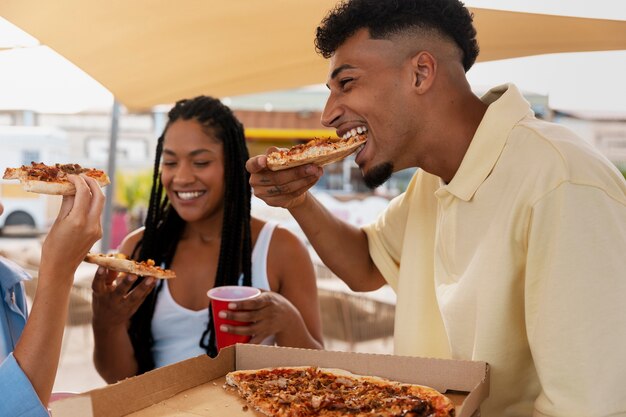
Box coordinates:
[101,99,120,252]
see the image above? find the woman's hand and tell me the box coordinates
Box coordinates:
[217,291,301,344]
[91,266,153,382]
[91,267,157,330]
[38,174,105,286]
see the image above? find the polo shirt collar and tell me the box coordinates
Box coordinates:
[440,83,533,202]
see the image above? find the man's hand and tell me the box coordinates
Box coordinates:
[246,152,322,209]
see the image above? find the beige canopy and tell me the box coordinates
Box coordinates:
[1,1,625,110]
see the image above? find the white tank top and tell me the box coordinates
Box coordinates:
[151,221,278,368]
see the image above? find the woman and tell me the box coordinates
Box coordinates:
[92,96,323,383]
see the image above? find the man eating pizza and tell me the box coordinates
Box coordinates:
[246,0,626,416]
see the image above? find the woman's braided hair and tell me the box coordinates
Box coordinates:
[128,96,252,373]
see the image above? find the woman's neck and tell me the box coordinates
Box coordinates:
[182,216,223,244]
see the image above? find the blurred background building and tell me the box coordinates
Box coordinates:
[1,86,626,239]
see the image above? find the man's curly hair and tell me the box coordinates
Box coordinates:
[315,0,479,72]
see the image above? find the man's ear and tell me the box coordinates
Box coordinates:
[410,51,436,94]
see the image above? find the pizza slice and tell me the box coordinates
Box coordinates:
[3,162,110,195]
[266,129,367,171]
[225,366,455,417]
[83,253,176,279]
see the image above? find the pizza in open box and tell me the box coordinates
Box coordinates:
[225,366,455,417]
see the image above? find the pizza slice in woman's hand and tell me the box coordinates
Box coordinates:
[83,253,176,279]
[3,162,110,195]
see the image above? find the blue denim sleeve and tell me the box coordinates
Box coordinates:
[0,353,49,417]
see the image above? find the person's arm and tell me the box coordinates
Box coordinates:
[12,174,104,407]
[91,230,157,383]
[270,227,323,348]
[246,155,385,292]
[289,192,386,292]
[220,226,323,349]
[526,182,626,416]
[0,354,49,416]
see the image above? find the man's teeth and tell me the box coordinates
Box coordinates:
[177,191,205,200]
[342,126,368,140]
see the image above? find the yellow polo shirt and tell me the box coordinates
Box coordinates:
[363,84,626,417]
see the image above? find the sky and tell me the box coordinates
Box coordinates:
[0,18,114,113]
[0,18,113,113]
[1,0,625,115]
[462,0,626,115]
[463,0,626,20]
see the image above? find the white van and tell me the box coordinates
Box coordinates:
[0,126,69,232]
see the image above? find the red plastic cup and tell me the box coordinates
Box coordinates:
[207,286,261,350]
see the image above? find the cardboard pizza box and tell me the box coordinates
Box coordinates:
[50,344,490,417]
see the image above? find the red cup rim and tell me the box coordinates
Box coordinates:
[207,285,261,302]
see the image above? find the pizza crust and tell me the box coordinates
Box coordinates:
[21,179,87,196]
[83,253,176,279]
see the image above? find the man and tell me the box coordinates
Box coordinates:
[0,174,104,416]
[247,0,626,415]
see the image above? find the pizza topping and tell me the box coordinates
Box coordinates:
[16,162,106,182]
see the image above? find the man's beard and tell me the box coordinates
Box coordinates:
[363,162,394,189]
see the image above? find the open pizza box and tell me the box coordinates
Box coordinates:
[50,344,490,417]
